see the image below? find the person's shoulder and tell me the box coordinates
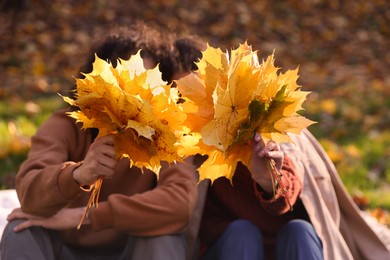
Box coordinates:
[36,107,81,136]
[52,107,75,116]
[46,108,78,124]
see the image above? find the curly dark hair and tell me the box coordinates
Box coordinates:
[77,21,205,83]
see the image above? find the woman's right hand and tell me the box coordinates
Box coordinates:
[73,134,117,186]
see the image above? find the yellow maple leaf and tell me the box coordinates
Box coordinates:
[176,42,316,183]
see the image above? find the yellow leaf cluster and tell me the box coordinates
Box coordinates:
[176,43,316,183]
[63,51,198,173]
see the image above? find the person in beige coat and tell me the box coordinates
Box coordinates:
[281,129,390,260]
[186,129,389,260]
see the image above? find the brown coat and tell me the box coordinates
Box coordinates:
[281,129,390,260]
[15,109,198,249]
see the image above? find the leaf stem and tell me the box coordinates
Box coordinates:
[77,178,103,229]
[267,158,293,211]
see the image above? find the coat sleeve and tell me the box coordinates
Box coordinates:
[16,110,88,217]
[254,155,302,215]
[88,161,198,236]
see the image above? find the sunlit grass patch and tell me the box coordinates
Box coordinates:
[0,95,64,188]
[316,129,390,211]
[363,188,390,211]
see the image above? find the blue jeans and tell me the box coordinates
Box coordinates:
[202,219,323,260]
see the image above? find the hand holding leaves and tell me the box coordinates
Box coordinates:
[73,135,116,187]
[249,133,283,192]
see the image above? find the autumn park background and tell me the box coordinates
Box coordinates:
[0,1,389,225]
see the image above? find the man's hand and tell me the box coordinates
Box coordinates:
[249,133,284,193]
[7,207,90,232]
[73,134,117,186]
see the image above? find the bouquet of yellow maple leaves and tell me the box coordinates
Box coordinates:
[176,42,316,192]
[62,51,198,228]
[63,51,195,171]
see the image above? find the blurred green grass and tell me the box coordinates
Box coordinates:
[304,78,390,212]
[0,96,65,188]
[314,128,390,210]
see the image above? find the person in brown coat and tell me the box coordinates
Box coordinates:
[0,22,205,260]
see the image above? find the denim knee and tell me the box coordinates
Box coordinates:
[226,219,263,243]
[204,219,264,260]
[278,219,315,238]
[276,219,323,260]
